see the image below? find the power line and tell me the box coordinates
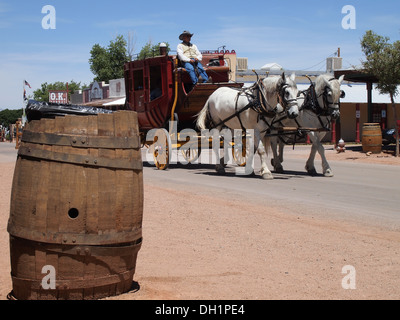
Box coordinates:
[300,51,338,71]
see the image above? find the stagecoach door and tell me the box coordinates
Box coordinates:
[132,69,144,112]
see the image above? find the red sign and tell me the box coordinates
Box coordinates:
[49,90,68,104]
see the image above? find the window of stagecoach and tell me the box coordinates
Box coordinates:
[133,69,144,91]
[150,65,163,101]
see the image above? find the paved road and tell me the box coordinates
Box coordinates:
[142,147,400,229]
[2,142,398,228]
[0,142,18,163]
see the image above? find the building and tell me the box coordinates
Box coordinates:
[72,79,126,109]
[334,69,400,143]
[234,56,400,143]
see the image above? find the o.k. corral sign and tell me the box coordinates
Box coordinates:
[49,90,68,104]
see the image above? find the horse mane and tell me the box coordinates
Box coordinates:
[315,74,341,101]
[262,73,296,93]
[262,76,282,93]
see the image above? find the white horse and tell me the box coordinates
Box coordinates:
[196,72,299,179]
[270,74,345,177]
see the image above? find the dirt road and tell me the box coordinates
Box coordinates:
[1,142,399,300]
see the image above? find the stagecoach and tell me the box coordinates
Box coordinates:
[123,48,244,169]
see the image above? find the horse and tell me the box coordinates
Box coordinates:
[196,72,299,180]
[270,74,345,177]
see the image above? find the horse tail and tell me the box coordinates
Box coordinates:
[196,98,210,130]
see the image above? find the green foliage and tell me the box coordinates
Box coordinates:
[361,30,400,156]
[89,35,129,82]
[137,41,170,60]
[32,80,86,102]
[0,109,23,127]
[361,30,400,102]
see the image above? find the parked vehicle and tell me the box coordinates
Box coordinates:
[382,120,400,145]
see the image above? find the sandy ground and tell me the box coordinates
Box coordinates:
[0,142,399,300]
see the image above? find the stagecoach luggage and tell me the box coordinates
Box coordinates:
[25,99,113,122]
[7,111,143,300]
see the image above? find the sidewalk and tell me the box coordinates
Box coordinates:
[281,142,400,166]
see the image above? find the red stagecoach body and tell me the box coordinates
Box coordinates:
[123,51,243,132]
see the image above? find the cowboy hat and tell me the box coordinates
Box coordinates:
[179,30,194,40]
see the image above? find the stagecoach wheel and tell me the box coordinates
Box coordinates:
[232,136,248,167]
[152,129,170,170]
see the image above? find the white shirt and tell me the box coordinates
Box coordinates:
[177,42,202,62]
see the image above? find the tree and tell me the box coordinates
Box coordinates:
[89,35,129,82]
[0,109,23,127]
[33,80,86,102]
[137,41,170,60]
[361,30,400,156]
[126,31,137,62]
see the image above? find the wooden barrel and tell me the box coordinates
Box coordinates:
[362,123,382,154]
[7,111,143,300]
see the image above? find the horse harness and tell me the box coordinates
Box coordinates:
[271,78,342,147]
[300,78,342,127]
[213,79,296,133]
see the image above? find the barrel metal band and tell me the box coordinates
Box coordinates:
[42,239,142,257]
[11,269,135,290]
[21,130,140,149]
[8,224,142,245]
[17,146,143,170]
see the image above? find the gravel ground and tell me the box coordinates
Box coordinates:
[1,142,399,300]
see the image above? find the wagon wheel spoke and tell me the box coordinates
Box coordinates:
[232,136,249,167]
[181,146,201,163]
[152,129,170,170]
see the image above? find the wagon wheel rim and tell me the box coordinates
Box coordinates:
[152,129,170,170]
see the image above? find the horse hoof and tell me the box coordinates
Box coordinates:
[262,173,274,180]
[324,169,334,177]
[216,165,225,175]
[274,166,284,173]
[307,168,318,176]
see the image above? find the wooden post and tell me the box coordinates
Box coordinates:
[355,103,360,143]
[15,119,22,149]
[367,82,373,123]
[331,120,336,144]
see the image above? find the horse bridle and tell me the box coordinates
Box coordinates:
[317,78,345,116]
[277,82,298,110]
[302,78,344,117]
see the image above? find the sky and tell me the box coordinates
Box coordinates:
[0,0,399,109]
